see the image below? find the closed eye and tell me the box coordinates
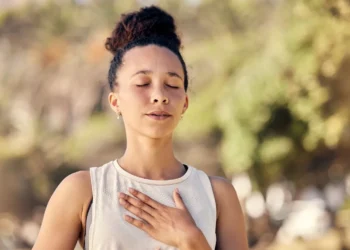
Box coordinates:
[167,84,179,89]
[136,83,150,87]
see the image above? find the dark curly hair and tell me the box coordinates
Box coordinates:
[105,6,188,92]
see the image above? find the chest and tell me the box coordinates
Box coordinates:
[88,184,216,250]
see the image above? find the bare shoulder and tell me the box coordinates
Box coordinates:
[57,170,92,203]
[59,170,93,219]
[209,176,249,250]
[209,175,235,192]
[47,170,92,222]
[209,176,239,212]
[32,170,92,250]
[210,175,238,202]
[61,170,91,191]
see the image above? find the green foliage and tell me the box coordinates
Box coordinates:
[177,0,350,188]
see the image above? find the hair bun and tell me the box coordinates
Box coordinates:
[105,6,181,55]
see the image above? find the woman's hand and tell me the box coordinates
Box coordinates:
[118,188,201,248]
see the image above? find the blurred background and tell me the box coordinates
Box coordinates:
[0,0,350,249]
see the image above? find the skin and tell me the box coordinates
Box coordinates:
[32,45,249,250]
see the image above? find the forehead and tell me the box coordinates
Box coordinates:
[121,45,183,76]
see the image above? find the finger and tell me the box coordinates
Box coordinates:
[124,214,153,235]
[128,188,163,210]
[119,198,155,224]
[119,192,156,217]
[173,188,186,210]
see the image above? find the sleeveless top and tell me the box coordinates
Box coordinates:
[84,160,217,250]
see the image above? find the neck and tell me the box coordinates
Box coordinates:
[118,133,185,180]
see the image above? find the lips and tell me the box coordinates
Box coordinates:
[146,111,172,120]
[147,111,171,116]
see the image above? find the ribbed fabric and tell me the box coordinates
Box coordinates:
[86,160,216,250]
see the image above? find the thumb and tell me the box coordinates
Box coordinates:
[173,188,186,210]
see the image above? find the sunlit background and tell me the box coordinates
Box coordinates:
[1,0,350,249]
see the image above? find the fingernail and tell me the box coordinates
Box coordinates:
[129,188,135,193]
[118,192,124,198]
[175,188,180,194]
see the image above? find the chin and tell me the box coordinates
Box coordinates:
[126,120,177,139]
[142,128,174,139]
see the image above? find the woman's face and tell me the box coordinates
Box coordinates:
[108,45,188,139]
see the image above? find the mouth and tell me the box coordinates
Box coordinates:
[146,112,172,120]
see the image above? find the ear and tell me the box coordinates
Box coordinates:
[182,95,189,114]
[108,92,120,114]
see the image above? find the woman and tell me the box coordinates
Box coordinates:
[32,5,248,250]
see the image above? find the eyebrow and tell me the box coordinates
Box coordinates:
[131,70,183,81]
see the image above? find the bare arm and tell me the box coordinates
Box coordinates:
[32,171,91,250]
[210,176,249,250]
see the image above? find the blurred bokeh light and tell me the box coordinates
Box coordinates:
[1,0,350,249]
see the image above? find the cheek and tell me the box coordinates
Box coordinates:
[171,91,186,106]
[119,88,149,111]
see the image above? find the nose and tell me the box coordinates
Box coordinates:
[151,87,169,104]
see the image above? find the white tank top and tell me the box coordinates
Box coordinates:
[85,160,217,250]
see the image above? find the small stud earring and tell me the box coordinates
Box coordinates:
[181,114,184,119]
[117,111,121,120]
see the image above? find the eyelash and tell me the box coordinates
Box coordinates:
[136,83,179,89]
[136,83,150,87]
[168,85,179,89]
